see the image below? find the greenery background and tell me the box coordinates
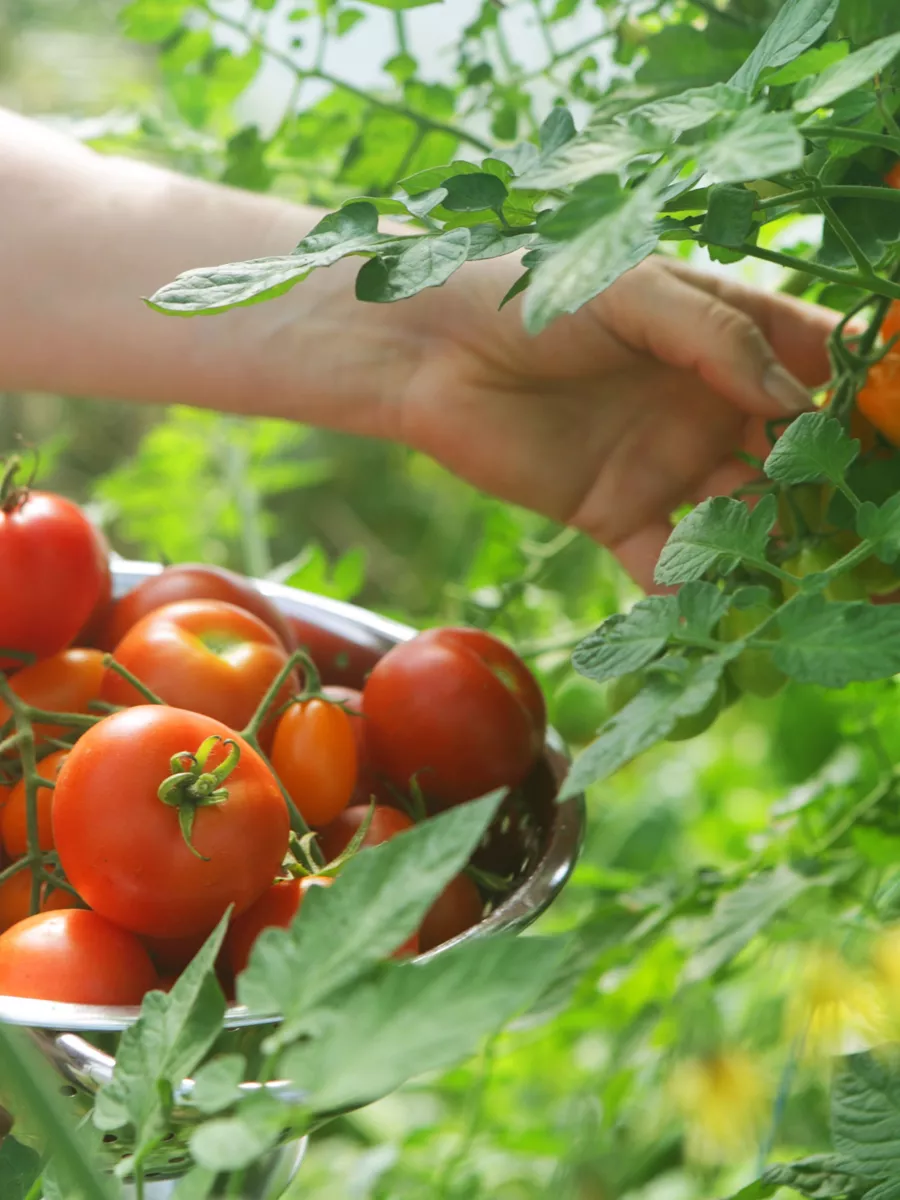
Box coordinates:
[0,1,881,1197]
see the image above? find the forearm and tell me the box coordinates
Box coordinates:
[0,109,417,438]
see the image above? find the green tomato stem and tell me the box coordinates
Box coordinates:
[102,655,165,705]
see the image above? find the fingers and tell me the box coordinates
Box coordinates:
[593,259,821,420]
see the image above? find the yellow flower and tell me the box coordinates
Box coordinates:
[668,1050,769,1165]
[786,945,887,1058]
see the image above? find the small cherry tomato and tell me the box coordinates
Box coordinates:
[857,354,900,447]
[777,484,831,540]
[285,616,382,688]
[883,300,900,351]
[0,484,107,670]
[321,686,386,806]
[270,698,357,828]
[226,875,332,977]
[0,648,106,749]
[718,602,786,698]
[419,873,483,953]
[0,909,160,1004]
[316,804,415,862]
[3,749,68,858]
[782,543,870,601]
[666,682,724,743]
[550,674,608,746]
[53,707,290,939]
[607,672,643,714]
[103,563,294,652]
[362,627,546,809]
[101,600,298,736]
[887,162,900,191]
[0,873,70,935]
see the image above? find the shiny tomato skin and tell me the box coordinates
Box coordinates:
[101,600,298,735]
[270,698,357,828]
[73,530,113,649]
[0,909,160,1004]
[316,804,415,862]
[226,875,331,977]
[322,686,388,807]
[419,874,484,953]
[104,563,293,652]
[0,492,107,670]
[0,873,70,934]
[0,649,106,748]
[53,707,290,939]
[285,615,383,688]
[3,749,68,858]
[362,627,546,808]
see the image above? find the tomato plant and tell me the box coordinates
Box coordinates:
[52,707,290,937]
[362,628,546,808]
[550,674,608,746]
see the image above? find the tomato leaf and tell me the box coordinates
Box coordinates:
[774,595,900,686]
[682,865,819,983]
[539,106,576,155]
[856,495,900,564]
[654,495,777,586]
[466,225,536,262]
[0,1138,41,1200]
[721,1156,870,1200]
[764,413,860,486]
[189,1091,286,1173]
[190,1054,247,1116]
[695,107,805,185]
[762,42,850,87]
[631,83,750,134]
[730,0,840,93]
[794,33,900,113]
[120,0,192,41]
[572,596,678,684]
[172,1167,219,1200]
[677,580,732,636]
[440,173,508,213]
[832,1053,900,1182]
[355,228,471,303]
[701,184,757,247]
[513,122,666,191]
[280,934,566,1113]
[236,792,504,1042]
[558,657,727,798]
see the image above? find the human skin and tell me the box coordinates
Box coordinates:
[0,107,837,589]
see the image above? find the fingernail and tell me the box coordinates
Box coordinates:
[763,362,812,414]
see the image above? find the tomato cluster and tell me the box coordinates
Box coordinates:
[0,472,548,1006]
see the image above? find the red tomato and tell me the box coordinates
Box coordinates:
[0,649,106,748]
[316,804,415,862]
[322,686,390,807]
[883,300,900,351]
[101,600,298,736]
[53,707,290,938]
[0,489,107,670]
[226,875,332,977]
[285,615,382,688]
[362,627,546,808]
[0,787,9,812]
[419,874,484,953]
[0,909,159,1004]
[141,929,210,975]
[3,749,68,858]
[0,872,70,934]
[73,530,113,649]
[270,698,357,828]
[103,563,294,652]
[887,162,900,190]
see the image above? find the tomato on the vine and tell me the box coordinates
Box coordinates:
[0,909,160,1004]
[225,875,332,977]
[317,804,415,861]
[419,873,483,953]
[101,599,298,735]
[550,674,608,746]
[0,873,69,935]
[53,707,289,938]
[782,543,870,601]
[362,627,546,809]
[718,602,786,699]
[857,354,900,448]
[608,670,722,741]
[0,481,107,671]
[103,563,294,652]
[0,649,105,749]
[270,697,357,828]
[3,749,68,858]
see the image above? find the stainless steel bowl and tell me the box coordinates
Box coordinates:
[0,559,586,1198]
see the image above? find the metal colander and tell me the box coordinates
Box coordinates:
[0,561,586,1199]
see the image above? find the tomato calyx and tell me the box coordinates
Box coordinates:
[157,734,241,860]
[0,456,36,516]
[288,800,378,878]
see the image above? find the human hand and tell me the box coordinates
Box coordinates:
[391,254,837,591]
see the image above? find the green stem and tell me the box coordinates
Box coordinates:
[102,656,165,705]
[800,123,900,154]
[706,240,900,301]
[815,191,873,276]
[133,1164,145,1200]
[393,10,408,55]
[875,79,900,142]
[22,1175,43,1200]
[0,676,47,915]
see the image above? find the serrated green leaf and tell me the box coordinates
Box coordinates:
[763,42,849,86]
[281,935,565,1112]
[237,793,504,1042]
[720,1180,776,1200]
[355,228,470,302]
[514,122,665,190]
[655,495,777,587]
[774,595,900,686]
[572,597,678,684]
[730,0,840,92]
[440,172,508,213]
[466,225,535,262]
[833,1052,900,1179]
[763,1156,868,1199]
[857,495,900,564]
[678,580,731,636]
[631,83,750,133]
[683,865,819,983]
[539,106,576,154]
[559,657,726,798]
[189,1092,286,1173]
[764,412,859,486]
[697,107,805,184]
[701,184,756,248]
[795,33,900,113]
[190,1054,247,1115]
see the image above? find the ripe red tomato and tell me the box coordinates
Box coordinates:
[3,749,68,858]
[270,698,357,828]
[285,615,383,688]
[883,300,900,352]
[0,489,107,670]
[53,707,290,938]
[316,804,415,862]
[362,628,546,808]
[419,873,483,953]
[0,909,160,1004]
[0,873,69,934]
[101,600,298,735]
[103,563,294,652]
[0,649,106,748]
[322,686,389,807]
[73,530,113,649]
[226,875,332,977]
[141,929,211,975]
[857,354,900,447]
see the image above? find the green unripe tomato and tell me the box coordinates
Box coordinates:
[666,682,725,743]
[607,671,644,715]
[551,674,608,746]
[782,544,869,602]
[856,554,900,597]
[777,484,831,540]
[718,602,787,699]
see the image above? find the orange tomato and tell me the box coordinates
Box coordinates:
[857,354,900,447]
[270,698,357,828]
[3,750,68,858]
[0,649,105,749]
[887,162,900,190]
[0,871,70,934]
[883,299,900,352]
